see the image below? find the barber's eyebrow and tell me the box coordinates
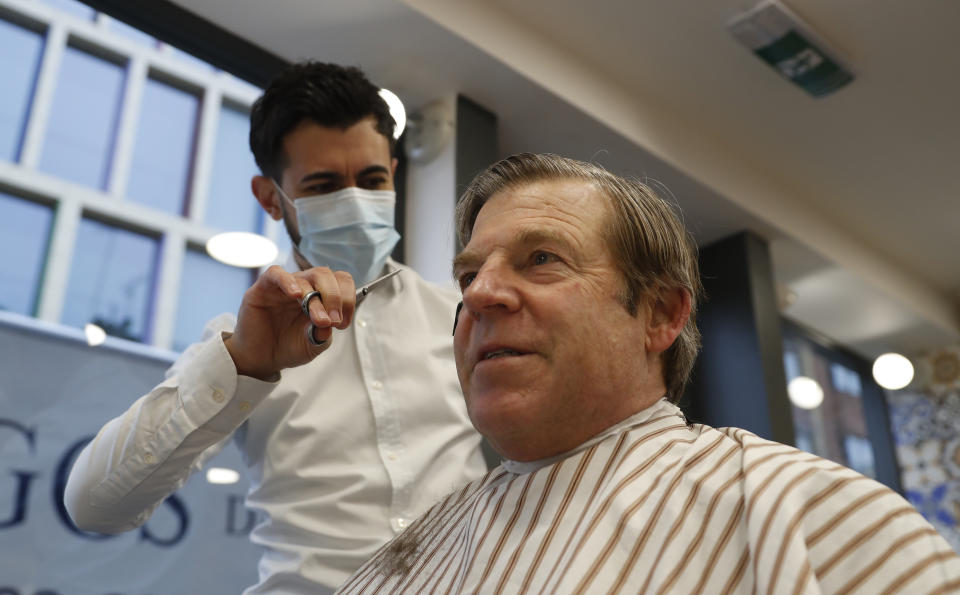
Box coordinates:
[299,171,339,185]
[452,228,574,277]
[356,165,391,178]
[298,165,390,186]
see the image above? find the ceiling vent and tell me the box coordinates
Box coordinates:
[728,0,853,97]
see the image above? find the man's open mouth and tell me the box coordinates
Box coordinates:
[482,348,525,360]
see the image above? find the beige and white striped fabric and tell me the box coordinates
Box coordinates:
[337,399,960,594]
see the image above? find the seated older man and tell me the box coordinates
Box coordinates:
[337,153,960,594]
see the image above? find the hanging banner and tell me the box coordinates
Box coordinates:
[0,313,259,595]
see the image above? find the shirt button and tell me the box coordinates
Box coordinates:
[144,453,155,464]
[386,451,398,460]
[371,380,383,390]
[212,388,225,403]
[358,318,367,328]
[238,401,251,412]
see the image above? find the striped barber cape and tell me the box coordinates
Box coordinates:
[337,399,960,594]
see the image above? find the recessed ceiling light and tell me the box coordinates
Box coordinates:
[379,88,406,139]
[206,232,278,268]
[787,376,824,410]
[84,323,106,346]
[206,467,240,485]
[872,353,914,390]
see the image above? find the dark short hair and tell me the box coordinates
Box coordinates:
[456,153,703,402]
[249,61,395,180]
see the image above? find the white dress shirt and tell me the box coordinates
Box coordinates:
[65,260,487,593]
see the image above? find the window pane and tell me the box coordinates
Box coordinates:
[830,362,862,397]
[843,435,876,478]
[62,219,158,342]
[784,334,876,478]
[172,249,252,351]
[0,192,52,315]
[205,104,261,231]
[39,47,125,189]
[39,0,95,21]
[0,18,44,162]
[126,78,198,215]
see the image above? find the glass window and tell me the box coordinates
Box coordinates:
[61,218,158,342]
[783,331,876,478]
[126,77,199,215]
[0,17,44,162]
[172,248,253,351]
[782,350,801,381]
[38,0,95,21]
[205,103,262,232]
[0,192,52,315]
[830,362,862,397]
[39,46,125,190]
[843,434,876,478]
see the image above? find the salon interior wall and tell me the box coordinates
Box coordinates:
[403,94,459,288]
[887,345,960,552]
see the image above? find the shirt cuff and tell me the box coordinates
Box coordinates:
[177,331,277,435]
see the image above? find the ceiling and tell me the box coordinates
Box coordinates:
[168,0,960,361]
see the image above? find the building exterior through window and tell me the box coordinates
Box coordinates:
[0,0,281,351]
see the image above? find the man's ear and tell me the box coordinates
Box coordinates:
[645,288,692,355]
[252,175,282,221]
[390,157,398,179]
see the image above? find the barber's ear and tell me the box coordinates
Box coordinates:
[252,175,282,220]
[645,288,692,355]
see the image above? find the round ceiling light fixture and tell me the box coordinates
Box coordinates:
[379,88,406,139]
[787,376,824,410]
[872,352,914,390]
[206,467,240,485]
[84,323,107,347]
[206,232,278,268]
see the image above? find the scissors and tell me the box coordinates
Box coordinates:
[301,268,401,346]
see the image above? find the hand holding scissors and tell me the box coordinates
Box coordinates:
[301,268,401,346]
[225,266,399,380]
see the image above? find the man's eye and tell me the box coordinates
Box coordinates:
[306,184,337,195]
[532,251,556,266]
[458,272,476,290]
[361,177,388,189]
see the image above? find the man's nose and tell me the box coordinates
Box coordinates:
[462,262,521,316]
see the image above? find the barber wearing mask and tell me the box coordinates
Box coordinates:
[64,61,486,594]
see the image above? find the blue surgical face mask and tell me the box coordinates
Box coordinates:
[274,182,401,285]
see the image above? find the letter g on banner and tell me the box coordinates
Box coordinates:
[0,419,37,529]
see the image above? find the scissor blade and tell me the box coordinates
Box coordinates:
[356,268,401,300]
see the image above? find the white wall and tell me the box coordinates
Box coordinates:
[403,94,459,287]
